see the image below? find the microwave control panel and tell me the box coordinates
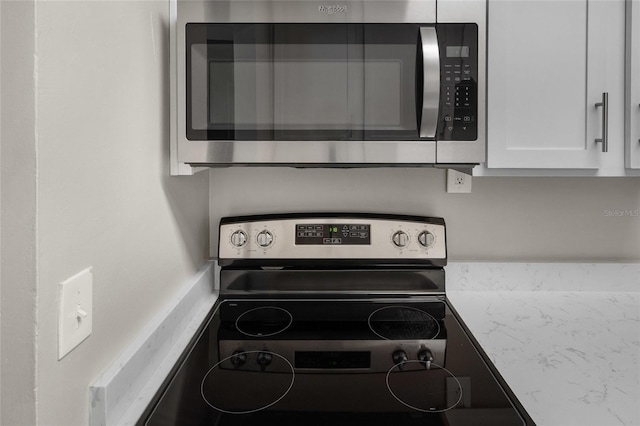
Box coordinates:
[436,24,478,141]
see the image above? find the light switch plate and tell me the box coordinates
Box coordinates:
[58,267,93,360]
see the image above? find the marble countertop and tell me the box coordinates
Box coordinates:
[448,290,640,426]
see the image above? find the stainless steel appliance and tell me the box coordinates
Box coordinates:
[139,213,535,425]
[170,0,486,172]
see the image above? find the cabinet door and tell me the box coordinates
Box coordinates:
[487,0,610,169]
[626,0,640,169]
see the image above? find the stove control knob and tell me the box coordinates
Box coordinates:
[256,352,273,371]
[256,230,273,248]
[230,351,247,369]
[392,231,409,248]
[230,230,247,248]
[417,349,434,370]
[392,350,408,370]
[418,231,435,248]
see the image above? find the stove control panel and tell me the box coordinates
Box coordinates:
[218,340,447,374]
[219,214,446,263]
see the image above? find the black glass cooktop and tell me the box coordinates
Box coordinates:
[139,298,533,426]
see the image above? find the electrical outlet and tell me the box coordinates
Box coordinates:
[446,169,472,193]
[58,267,93,359]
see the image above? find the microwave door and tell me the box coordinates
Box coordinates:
[182,23,441,166]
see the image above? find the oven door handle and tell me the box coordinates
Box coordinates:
[419,27,440,139]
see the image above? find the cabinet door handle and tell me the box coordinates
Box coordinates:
[595,92,608,152]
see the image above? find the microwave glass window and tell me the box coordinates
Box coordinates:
[186,23,477,141]
[272,43,352,130]
[186,24,423,141]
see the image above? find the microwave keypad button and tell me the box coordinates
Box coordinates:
[438,27,478,142]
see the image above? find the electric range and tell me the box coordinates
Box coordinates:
[139,214,535,426]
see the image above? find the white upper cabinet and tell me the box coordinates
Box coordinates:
[486,0,631,173]
[626,0,640,169]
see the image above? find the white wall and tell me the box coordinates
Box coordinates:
[2,1,210,425]
[209,168,640,262]
[1,1,38,425]
[1,1,3,420]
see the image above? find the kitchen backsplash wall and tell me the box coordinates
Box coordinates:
[209,167,640,262]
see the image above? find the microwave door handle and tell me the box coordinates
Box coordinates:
[419,27,440,139]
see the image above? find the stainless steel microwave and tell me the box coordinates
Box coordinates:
[170,0,486,174]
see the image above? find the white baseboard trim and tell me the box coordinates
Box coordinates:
[89,261,218,426]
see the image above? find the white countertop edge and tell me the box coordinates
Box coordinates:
[89,261,219,426]
[447,262,640,292]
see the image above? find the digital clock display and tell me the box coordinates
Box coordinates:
[295,223,371,245]
[446,45,469,58]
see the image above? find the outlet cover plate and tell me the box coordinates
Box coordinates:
[446,169,472,193]
[58,267,93,360]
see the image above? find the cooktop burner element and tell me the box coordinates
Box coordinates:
[201,350,295,415]
[234,306,293,337]
[368,305,440,340]
[140,214,535,426]
[386,360,462,413]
